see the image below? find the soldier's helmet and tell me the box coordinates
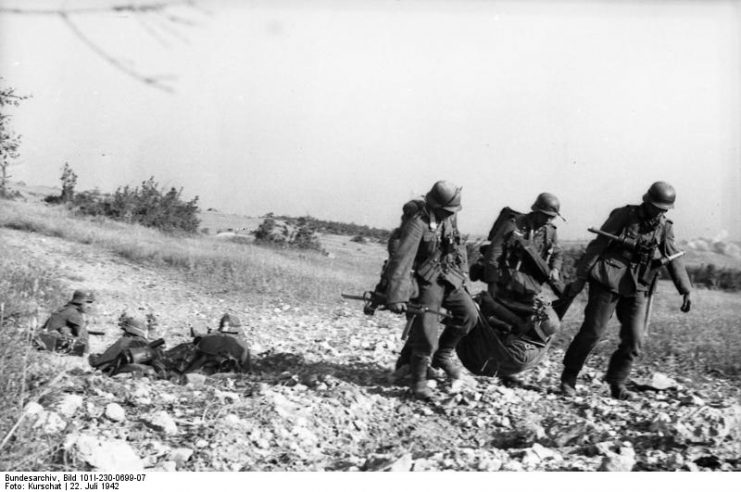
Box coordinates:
[71,289,95,305]
[120,316,148,338]
[531,192,564,220]
[425,180,462,212]
[642,181,676,210]
[218,313,242,331]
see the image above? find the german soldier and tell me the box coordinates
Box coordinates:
[89,315,166,377]
[35,289,96,356]
[385,180,477,400]
[560,181,692,400]
[457,193,564,382]
[181,313,252,375]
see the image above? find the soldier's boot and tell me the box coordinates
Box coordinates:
[559,372,577,397]
[410,354,434,400]
[431,327,465,380]
[609,383,635,401]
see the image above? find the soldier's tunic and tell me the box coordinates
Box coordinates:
[88,334,153,375]
[36,303,89,355]
[563,204,692,385]
[183,332,251,375]
[385,208,476,358]
[483,212,563,299]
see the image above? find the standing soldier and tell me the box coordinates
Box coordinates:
[35,289,95,356]
[385,180,477,400]
[560,181,692,400]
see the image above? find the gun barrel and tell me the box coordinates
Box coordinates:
[587,227,621,242]
[341,293,367,301]
[87,330,106,336]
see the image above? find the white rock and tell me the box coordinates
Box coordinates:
[185,374,207,387]
[65,433,144,471]
[598,444,636,472]
[34,411,67,434]
[154,460,177,472]
[56,394,84,418]
[195,439,208,448]
[387,453,413,472]
[169,448,193,466]
[145,411,178,435]
[104,403,126,422]
[24,401,44,417]
[223,414,244,427]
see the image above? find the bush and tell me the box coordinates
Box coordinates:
[350,235,367,244]
[47,177,201,234]
[253,217,325,253]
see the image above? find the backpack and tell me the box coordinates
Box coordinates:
[469,207,524,281]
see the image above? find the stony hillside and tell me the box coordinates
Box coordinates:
[2,222,740,473]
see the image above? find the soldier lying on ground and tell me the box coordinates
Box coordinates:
[166,314,251,375]
[34,289,96,356]
[88,316,167,377]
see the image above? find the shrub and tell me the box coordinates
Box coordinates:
[253,217,325,253]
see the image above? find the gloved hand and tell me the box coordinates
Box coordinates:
[680,293,691,313]
[565,278,587,298]
[388,302,406,314]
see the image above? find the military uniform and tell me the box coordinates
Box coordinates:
[89,316,167,377]
[483,210,563,301]
[456,291,558,378]
[385,182,477,398]
[183,332,251,375]
[35,290,94,356]
[562,200,692,396]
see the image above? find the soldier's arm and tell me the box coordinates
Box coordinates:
[575,207,626,279]
[385,216,425,304]
[483,220,515,284]
[663,220,692,295]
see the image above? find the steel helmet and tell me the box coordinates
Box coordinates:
[120,316,148,338]
[71,289,95,305]
[531,192,564,219]
[218,313,242,331]
[425,180,462,212]
[642,181,676,210]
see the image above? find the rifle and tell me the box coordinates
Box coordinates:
[588,227,685,284]
[341,292,453,340]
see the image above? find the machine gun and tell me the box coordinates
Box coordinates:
[341,291,453,339]
[588,227,685,284]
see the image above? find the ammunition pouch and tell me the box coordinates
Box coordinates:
[416,256,442,283]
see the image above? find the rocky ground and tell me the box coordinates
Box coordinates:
[3,228,741,472]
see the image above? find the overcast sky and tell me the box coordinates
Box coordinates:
[1,0,739,240]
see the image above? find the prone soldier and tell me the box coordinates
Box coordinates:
[385,180,477,400]
[180,313,252,375]
[560,181,692,400]
[88,315,167,377]
[34,289,96,356]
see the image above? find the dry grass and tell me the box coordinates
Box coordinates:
[0,240,68,469]
[0,199,381,305]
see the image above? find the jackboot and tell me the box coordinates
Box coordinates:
[431,327,465,380]
[410,354,433,400]
[559,372,577,397]
[609,383,635,401]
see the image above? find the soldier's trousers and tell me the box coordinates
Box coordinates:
[407,280,477,359]
[562,280,648,385]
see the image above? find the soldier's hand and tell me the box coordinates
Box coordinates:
[388,302,406,314]
[680,293,691,313]
[549,268,561,281]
